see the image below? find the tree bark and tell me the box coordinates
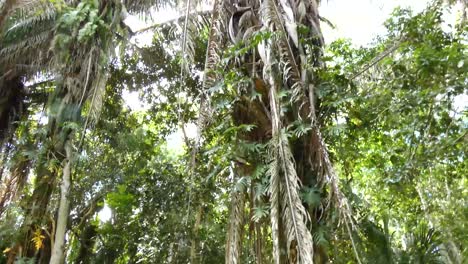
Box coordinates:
[0,75,26,146]
[190,206,203,264]
[8,81,73,262]
[221,0,326,261]
[50,142,72,264]
[0,0,16,31]
[225,189,245,264]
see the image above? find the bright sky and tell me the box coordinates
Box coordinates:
[124,0,433,47]
[320,0,430,45]
[122,0,436,110]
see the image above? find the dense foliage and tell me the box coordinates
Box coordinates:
[0,0,466,263]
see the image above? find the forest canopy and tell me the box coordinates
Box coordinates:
[0,0,466,263]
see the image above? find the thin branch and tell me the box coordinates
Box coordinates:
[344,216,363,264]
[350,36,406,80]
[132,10,212,34]
[180,0,193,227]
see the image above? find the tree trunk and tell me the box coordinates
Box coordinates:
[0,0,16,31]
[6,160,61,263]
[0,75,26,146]
[225,188,245,264]
[219,0,327,261]
[50,142,72,264]
[190,206,203,264]
[8,77,77,262]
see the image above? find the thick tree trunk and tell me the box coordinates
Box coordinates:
[25,163,60,255]
[6,159,59,263]
[0,149,30,218]
[0,75,25,146]
[222,0,326,261]
[8,76,76,262]
[50,142,72,264]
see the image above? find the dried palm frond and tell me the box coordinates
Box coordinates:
[202,0,226,90]
[263,0,352,231]
[189,0,227,167]
[260,0,312,111]
[86,71,108,124]
[313,126,360,259]
[268,80,314,263]
[178,0,201,76]
[225,186,246,264]
[261,31,314,261]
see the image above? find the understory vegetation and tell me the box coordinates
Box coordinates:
[0,0,466,263]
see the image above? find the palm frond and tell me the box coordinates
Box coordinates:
[189,0,227,167]
[269,151,282,264]
[261,0,308,107]
[0,2,56,74]
[202,0,226,90]
[178,2,199,75]
[87,71,108,124]
[310,125,362,263]
[0,30,52,66]
[124,0,167,15]
[3,4,56,39]
[267,75,314,263]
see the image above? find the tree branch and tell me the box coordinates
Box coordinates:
[350,36,406,80]
[132,10,212,34]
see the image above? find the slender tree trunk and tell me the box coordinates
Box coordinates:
[190,206,203,264]
[255,222,263,264]
[50,142,72,264]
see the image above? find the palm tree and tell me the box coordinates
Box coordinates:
[0,0,123,262]
[199,0,355,263]
[1,0,201,261]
